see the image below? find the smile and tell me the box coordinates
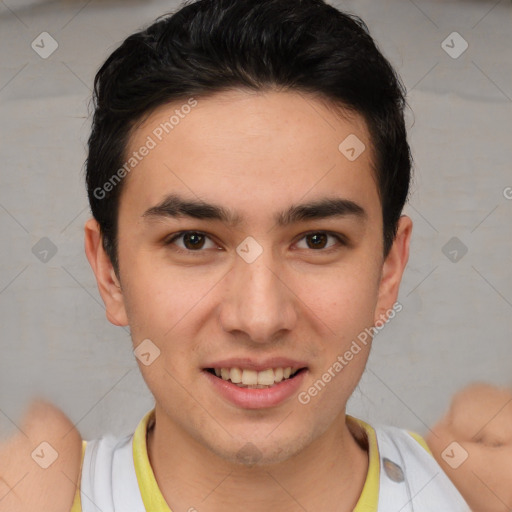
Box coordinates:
[206,367,304,388]
[203,365,308,409]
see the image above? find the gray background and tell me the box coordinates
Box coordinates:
[0,0,511,442]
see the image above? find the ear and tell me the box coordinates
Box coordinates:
[84,217,129,326]
[374,215,412,324]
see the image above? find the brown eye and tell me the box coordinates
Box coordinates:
[166,231,217,252]
[183,232,206,250]
[296,232,344,251]
[305,233,328,249]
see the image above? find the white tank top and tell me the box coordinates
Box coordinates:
[78,418,471,512]
[80,434,146,512]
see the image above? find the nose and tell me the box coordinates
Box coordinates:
[218,249,298,344]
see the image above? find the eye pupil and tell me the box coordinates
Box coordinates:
[307,233,327,249]
[183,232,205,250]
[175,232,337,252]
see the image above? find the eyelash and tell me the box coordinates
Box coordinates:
[164,230,348,255]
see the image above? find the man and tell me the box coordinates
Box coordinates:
[0,0,481,510]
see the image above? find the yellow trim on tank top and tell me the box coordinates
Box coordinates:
[70,440,87,512]
[132,410,381,512]
[71,410,433,511]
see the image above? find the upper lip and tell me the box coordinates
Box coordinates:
[203,357,308,372]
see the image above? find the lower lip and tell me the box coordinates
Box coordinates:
[203,369,308,409]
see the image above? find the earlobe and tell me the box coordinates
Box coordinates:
[84,217,129,327]
[374,215,413,324]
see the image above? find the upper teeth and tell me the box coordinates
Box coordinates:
[214,367,296,386]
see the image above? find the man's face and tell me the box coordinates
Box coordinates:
[89,89,409,464]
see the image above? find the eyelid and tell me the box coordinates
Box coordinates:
[293,231,349,251]
[164,229,349,253]
[165,230,221,253]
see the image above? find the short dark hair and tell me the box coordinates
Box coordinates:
[85,0,412,278]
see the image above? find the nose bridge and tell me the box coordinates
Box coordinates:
[220,245,296,342]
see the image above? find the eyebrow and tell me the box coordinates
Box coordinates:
[141,193,367,227]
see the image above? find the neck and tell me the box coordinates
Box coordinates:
[146,407,369,512]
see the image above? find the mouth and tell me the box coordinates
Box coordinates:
[204,366,307,389]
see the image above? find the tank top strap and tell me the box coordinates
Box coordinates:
[80,433,146,512]
[373,424,471,511]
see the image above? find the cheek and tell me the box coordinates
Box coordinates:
[293,258,381,337]
[120,249,207,335]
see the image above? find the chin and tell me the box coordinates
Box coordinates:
[205,428,314,468]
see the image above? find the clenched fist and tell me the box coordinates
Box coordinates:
[426,382,512,512]
[0,399,82,512]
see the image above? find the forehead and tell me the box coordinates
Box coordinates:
[120,89,380,226]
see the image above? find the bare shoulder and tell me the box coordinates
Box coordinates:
[0,399,83,512]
